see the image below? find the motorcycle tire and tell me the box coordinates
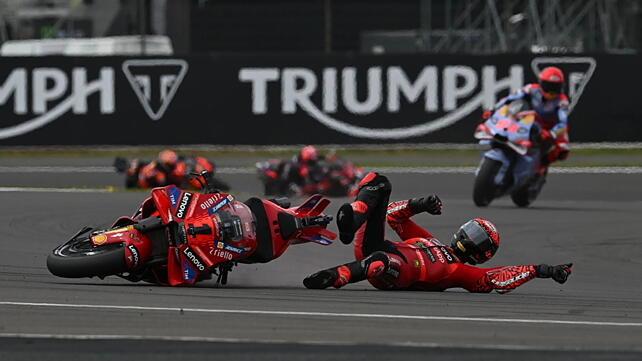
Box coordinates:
[473,158,502,207]
[511,170,547,207]
[47,235,127,278]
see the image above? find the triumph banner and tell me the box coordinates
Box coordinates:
[0,54,640,145]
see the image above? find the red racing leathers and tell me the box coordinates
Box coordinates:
[369,200,538,293]
[305,173,570,293]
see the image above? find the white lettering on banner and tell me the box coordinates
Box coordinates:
[239,65,523,139]
[322,68,337,113]
[33,68,68,114]
[443,66,478,111]
[240,58,595,139]
[342,67,382,114]
[482,66,523,110]
[0,67,114,140]
[387,66,438,112]
[282,68,317,114]
[0,69,27,114]
[238,68,279,114]
[72,68,115,114]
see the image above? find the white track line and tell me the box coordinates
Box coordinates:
[0,187,111,193]
[374,166,642,174]
[1,166,641,174]
[1,301,640,327]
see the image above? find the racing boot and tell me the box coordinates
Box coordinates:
[336,172,391,244]
[303,266,351,289]
[303,252,390,289]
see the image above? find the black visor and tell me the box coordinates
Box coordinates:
[540,80,562,94]
[218,211,244,242]
[461,220,495,252]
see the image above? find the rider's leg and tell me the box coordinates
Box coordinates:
[336,172,392,259]
[303,251,391,289]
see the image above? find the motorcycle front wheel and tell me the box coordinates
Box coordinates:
[47,235,127,278]
[511,170,547,207]
[473,157,502,207]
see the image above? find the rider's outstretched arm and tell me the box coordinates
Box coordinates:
[454,263,572,294]
[386,196,442,241]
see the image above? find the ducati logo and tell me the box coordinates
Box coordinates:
[122,59,188,120]
[530,57,596,113]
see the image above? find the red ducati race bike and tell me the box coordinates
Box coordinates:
[114,154,230,191]
[47,173,336,286]
[256,156,363,197]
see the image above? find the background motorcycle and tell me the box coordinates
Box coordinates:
[472,100,549,207]
[114,155,230,191]
[47,172,336,286]
[256,156,363,197]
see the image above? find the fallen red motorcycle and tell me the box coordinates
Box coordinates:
[256,157,363,197]
[47,172,336,286]
[114,154,229,191]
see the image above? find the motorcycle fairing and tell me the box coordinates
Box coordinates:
[90,226,154,271]
[475,106,537,156]
[482,148,540,188]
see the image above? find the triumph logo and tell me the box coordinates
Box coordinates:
[122,59,188,120]
[239,57,596,139]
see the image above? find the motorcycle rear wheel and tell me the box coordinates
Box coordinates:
[473,158,502,207]
[47,235,127,278]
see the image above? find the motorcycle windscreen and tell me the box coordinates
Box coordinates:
[211,200,257,255]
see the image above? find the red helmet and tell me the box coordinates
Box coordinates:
[538,67,564,98]
[300,145,318,162]
[451,218,500,265]
[158,150,178,171]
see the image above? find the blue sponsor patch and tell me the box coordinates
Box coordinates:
[182,260,196,281]
[215,241,244,254]
[168,186,181,208]
[207,195,234,215]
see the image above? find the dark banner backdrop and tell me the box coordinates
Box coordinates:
[0,54,639,145]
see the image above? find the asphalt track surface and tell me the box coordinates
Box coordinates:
[1,162,641,360]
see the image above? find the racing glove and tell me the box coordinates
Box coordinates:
[535,263,573,284]
[408,195,442,215]
[482,110,493,120]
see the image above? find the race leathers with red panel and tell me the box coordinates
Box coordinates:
[304,173,572,293]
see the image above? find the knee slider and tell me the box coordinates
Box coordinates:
[363,251,390,278]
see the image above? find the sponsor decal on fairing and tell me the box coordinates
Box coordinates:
[209,248,234,260]
[182,260,196,281]
[127,244,140,268]
[168,186,181,208]
[207,195,234,215]
[215,241,244,255]
[182,246,206,271]
[176,192,193,219]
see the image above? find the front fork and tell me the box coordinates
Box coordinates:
[481,146,540,190]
